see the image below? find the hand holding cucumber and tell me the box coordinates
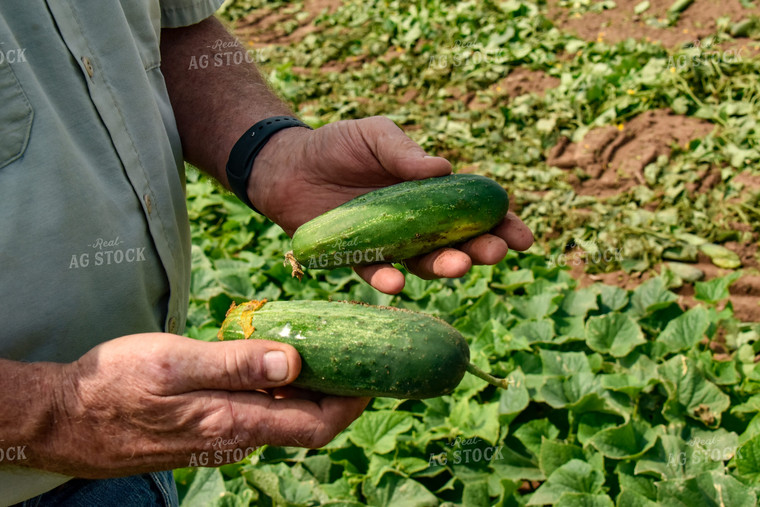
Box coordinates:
[247,116,534,294]
[25,333,366,478]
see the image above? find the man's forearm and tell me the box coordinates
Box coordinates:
[0,360,70,467]
[160,17,295,186]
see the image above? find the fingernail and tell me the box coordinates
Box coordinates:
[264,351,288,381]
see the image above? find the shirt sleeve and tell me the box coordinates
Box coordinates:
[159,0,224,28]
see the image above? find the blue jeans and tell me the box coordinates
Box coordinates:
[15,471,178,507]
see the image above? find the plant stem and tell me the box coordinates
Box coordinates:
[466,363,511,390]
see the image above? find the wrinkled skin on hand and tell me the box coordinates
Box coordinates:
[31,333,368,478]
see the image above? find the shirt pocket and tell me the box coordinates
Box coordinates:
[0,60,33,170]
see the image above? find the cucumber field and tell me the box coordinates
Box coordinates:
[175,0,760,505]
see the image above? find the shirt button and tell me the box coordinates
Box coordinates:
[81,56,94,78]
[144,194,153,214]
[168,317,178,334]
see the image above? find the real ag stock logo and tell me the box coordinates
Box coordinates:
[187,435,264,467]
[427,39,505,70]
[0,443,28,463]
[427,436,504,467]
[188,39,266,70]
[667,39,743,72]
[0,42,27,64]
[306,237,386,268]
[547,239,622,268]
[68,236,147,269]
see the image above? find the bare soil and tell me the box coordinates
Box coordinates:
[568,246,760,322]
[547,0,758,51]
[547,109,715,197]
[233,0,342,46]
[496,68,562,100]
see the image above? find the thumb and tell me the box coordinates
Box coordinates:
[167,338,302,393]
[361,116,452,180]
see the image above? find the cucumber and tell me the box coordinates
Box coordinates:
[217,299,509,399]
[289,174,509,271]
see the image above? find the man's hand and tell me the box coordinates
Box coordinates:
[160,20,533,294]
[249,116,534,294]
[23,334,367,479]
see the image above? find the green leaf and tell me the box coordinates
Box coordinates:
[616,489,659,507]
[462,480,490,506]
[494,268,534,292]
[348,411,414,455]
[560,287,599,316]
[302,454,337,484]
[498,368,530,423]
[555,493,614,507]
[178,468,227,507]
[453,292,507,338]
[540,349,592,375]
[658,355,731,427]
[616,461,658,501]
[631,277,678,316]
[554,314,587,341]
[656,306,710,354]
[598,284,629,312]
[541,373,608,412]
[656,471,758,506]
[514,419,560,457]
[600,373,652,398]
[586,313,646,357]
[634,434,722,480]
[578,413,625,445]
[587,420,658,460]
[509,292,561,320]
[527,460,605,505]
[665,262,705,283]
[511,318,556,344]
[242,463,322,506]
[489,446,544,482]
[736,433,760,481]
[362,471,438,507]
[698,243,742,269]
[446,398,501,445]
[694,271,743,304]
[634,1,651,14]
[539,439,586,477]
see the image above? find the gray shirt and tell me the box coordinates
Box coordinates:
[0,0,222,502]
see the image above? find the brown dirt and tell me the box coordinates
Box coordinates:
[676,270,760,323]
[724,169,760,212]
[233,0,342,46]
[459,68,561,110]
[495,67,561,99]
[685,167,722,195]
[568,245,760,322]
[733,170,760,194]
[547,109,714,197]
[547,0,758,50]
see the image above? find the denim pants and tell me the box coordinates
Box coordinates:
[14,471,178,507]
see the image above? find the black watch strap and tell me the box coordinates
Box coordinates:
[225,116,312,213]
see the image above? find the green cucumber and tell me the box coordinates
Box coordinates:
[289,174,509,271]
[217,299,509,399]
